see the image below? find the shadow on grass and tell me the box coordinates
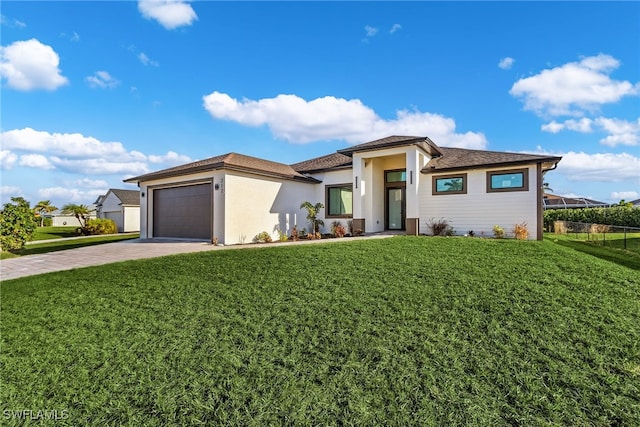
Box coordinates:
[11,235,139,257]
[551,238,640,271]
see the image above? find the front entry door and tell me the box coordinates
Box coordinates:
[386,187,405,230]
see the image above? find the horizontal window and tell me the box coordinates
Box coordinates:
[326,184,353,218]
[487,168,529,193]
[432,173,467,195]
[385,170,406,183]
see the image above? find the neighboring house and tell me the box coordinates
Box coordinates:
[630,199,640,207]
[124,135,562,243]
[48,205,98,227]
[542,194,610,210]
[95,189,140,233]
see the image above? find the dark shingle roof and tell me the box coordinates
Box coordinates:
[125,153,319,184]
[337,135,443,157]
[422,147,562,173]
[110,189,140,205]
[290,152,352,173]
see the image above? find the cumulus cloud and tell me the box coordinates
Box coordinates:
[202,92,487,149]
[138,0,198,30]
[0,38,69,91]
[390,24,402,34]
[73,178,109,188]
[19,154,54,170]
[0,128,192,175]
[498,57,515,70]
[611,191,639,201]
[0,150,18,170]
[1,186,22,198]
[554,151,640,183]
[86,71,119,89]
[510,54,639,117]
[542,117,640,147]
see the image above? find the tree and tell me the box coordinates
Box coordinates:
[33,200,57,227]
[300,201,324,235]
[0,197,38,252]
[444,178,463,192]
[61,203,92,228]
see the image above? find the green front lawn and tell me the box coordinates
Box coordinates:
[2,237,639,425]
[0,233,140,260]
[33,226,82,240]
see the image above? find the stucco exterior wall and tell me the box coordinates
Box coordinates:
[419,165,539,239]
[308,169,353,234]
[223,172,314,244]
[123,206,140,232]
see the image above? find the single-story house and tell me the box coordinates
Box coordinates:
[124,135,562,243]
[48,205,98,227]
[95,189,140,233]
[542,194,609,210]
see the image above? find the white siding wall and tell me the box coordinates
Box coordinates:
[419,165,538,239]
[223,172,314,244]
[101,192,124,231]
[123,206,140,232]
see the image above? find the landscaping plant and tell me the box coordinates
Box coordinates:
[0,197,38,252]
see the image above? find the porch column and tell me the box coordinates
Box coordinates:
[405,150,421,235]
[352,154,366,234]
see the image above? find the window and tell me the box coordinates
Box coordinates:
[385,170,406,183]
[487,168,529,192]
[326,184,353,217]
[432,173,467,195]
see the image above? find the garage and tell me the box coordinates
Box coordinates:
[152,183,212,239]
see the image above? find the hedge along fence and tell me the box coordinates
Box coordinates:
[544,206,640,231]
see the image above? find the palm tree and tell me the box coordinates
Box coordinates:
[300,201,324,235]
[61,203,92,228]
[33,200,57,227]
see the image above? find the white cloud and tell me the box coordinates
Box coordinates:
[86,71,119,89]
[1,15,26,29]
[19,154,54,170]
[510,54,639,117]
[0,38,68,91]
[611,191,639,201]
[0,127,192,175]
[202,91,487,149]
[148,151,191,165]
[1,186,22,198]
[0,150,18,170]
[138,52,159,67]
[390,24,402,34]
[38,187,85,204]
[365,25,378,37]
[498,57,515,70]
[542,117,639,147]
[138,0,198,30]
[555,151,640,183]
[72,178,109,189]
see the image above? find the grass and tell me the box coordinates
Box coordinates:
[551,230,640,254]
[0,233,140,260]
[2,237,639,425]
[549,233,640,271]
[33,226,82,241]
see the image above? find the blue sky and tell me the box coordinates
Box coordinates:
[1,1,639,208]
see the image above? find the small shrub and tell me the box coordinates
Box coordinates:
[513,222,528,240]
[83,219,117,235]
[467,230,475,237]
[254,231,272,243]
[277,229,288,242]
[493,225,505,239]
[0,197,38,252]
[330,221,346,238]
[428,217,454,236]
[290,225,299,241]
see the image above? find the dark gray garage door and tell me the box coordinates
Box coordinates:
[153,183,212,239]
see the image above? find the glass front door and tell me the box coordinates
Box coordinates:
[387,188,405,230]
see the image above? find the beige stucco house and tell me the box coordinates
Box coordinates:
[124,136,561,243]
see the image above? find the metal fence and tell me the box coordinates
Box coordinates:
[553,221,640,252]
